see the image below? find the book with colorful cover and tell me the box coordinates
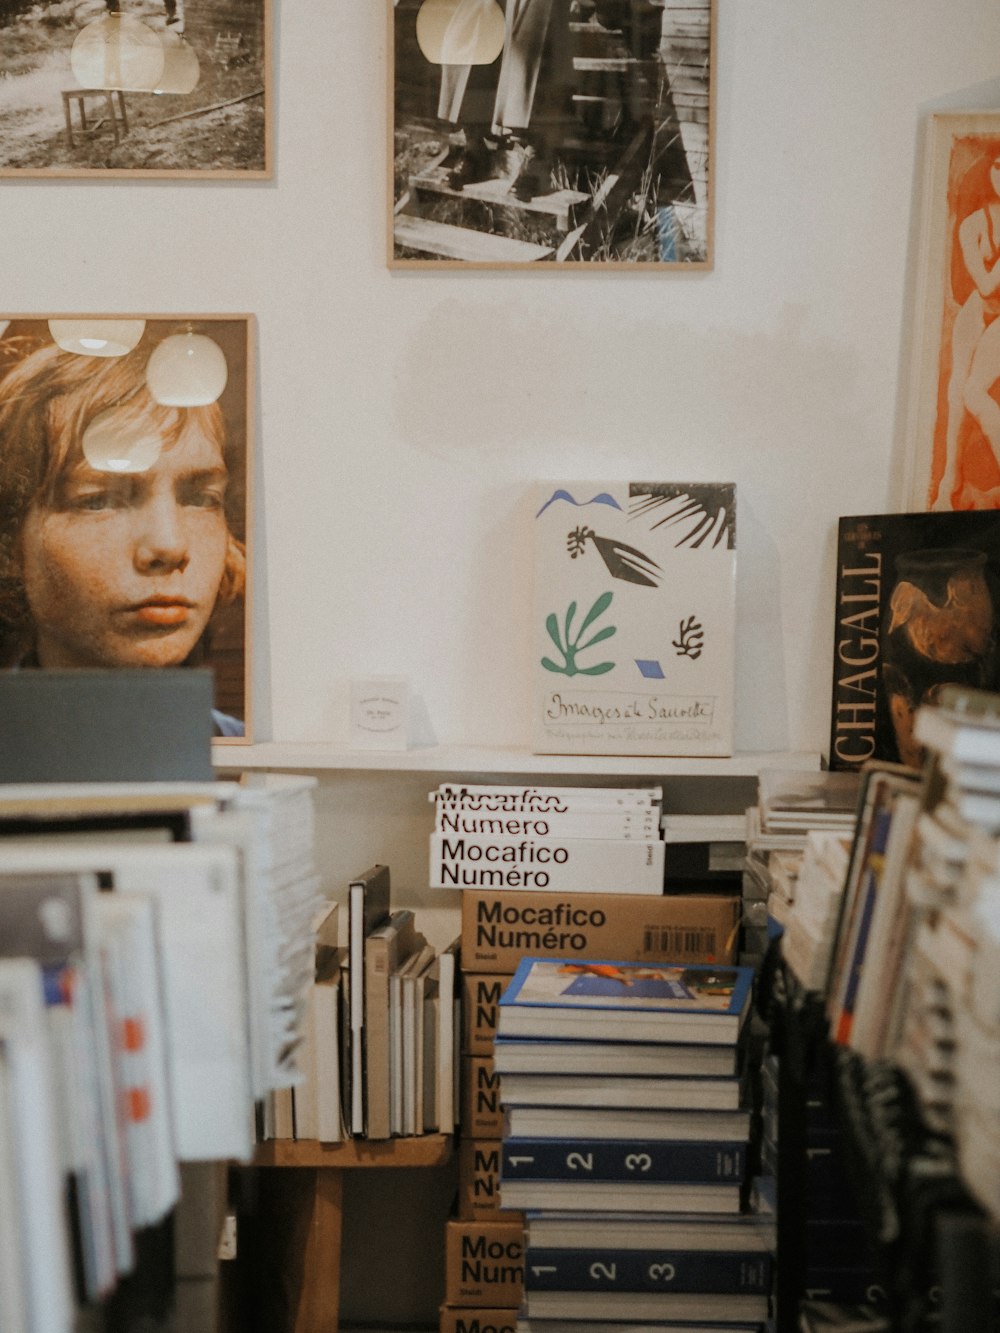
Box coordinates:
[532,482,736,757]
[829,511,1000,771]
[497,959,754,1044]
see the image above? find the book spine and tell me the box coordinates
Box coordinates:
[431,834,664,895]
[501,1139,746,1182]
[829,528,883,771]
[432,785,662,807]
[497,1070,742,1110]
[435,807,660,840]
[462,1055,502,1138]
[461,888,738,973]
[437,1308,518,1333]
[445,1220,525,1308]
[834,804,894,1045]
[524,1247,772,1293]
[462,973,507,1054]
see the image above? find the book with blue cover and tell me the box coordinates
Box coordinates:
[497,959,754,1044]
[502,1138,746,1182]
[523,1246,772,1294]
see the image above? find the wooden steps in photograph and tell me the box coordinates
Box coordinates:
[409,167,590,231]
[393,214,555,263]
[661,0,711,207]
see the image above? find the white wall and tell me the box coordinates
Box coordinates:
[7,1,1000,759]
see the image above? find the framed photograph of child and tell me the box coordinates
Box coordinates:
[389,0,715,269]
[0,315,253,742]
[0,0,271,178]
[903,111,1000,511]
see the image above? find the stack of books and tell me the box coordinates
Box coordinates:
[265,863,461,1143]
[0,776,323,1314]
[780,831,853,992]
[429,782,666,895]
[439,779,745,1332]
[744,770,861,941]
[492,956,773,1329]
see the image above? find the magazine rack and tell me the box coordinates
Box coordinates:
[764,957,999,1333]
[243,1135,453,1333]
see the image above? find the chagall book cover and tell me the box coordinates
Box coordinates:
[531,482,736,757]
[829,510,1000,771]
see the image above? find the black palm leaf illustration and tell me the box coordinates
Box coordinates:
[629,488,735,549]
[566,526,662,586]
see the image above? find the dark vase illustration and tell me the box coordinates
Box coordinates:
[881,547,996,766]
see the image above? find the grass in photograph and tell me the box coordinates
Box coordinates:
[0,0,266,171]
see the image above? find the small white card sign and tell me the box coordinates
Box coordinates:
[532,482,737,757]
[350,677,410,751]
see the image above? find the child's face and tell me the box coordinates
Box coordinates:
[19,420,229,669]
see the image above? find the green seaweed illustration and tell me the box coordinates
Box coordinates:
[542,592,617,676]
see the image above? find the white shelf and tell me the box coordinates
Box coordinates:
[213,742,821,779]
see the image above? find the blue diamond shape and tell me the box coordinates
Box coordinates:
[635,659,664,679]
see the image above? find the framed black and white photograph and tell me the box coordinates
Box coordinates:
[390,0,714,268]
[0,0,271,177]
[0,316,253,741]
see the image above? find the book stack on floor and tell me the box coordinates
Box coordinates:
[438,781,744,1333]
[744,769,861,940]
[0,776,323,1323]
[493,956,774,1330]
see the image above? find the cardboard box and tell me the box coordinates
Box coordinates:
[461,973,510,1055]
[461,1055,502,1139]
[445,1219,524,1307]
[458,1138,523,1223]
[439,1307,519,1333]
[461,888,739,973]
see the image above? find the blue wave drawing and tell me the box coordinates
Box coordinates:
[536,489,623,519]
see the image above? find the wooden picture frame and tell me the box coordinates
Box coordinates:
[0,315,254,742]
[389,0,715,269]
[903,111,1000,511]
[0,1,271,178]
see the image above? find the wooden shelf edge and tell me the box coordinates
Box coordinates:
[251,1134,453,1169]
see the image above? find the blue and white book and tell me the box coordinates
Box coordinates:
[524,1245,772,1293]
[523,1289,768,1322]
[505,1103,752,1143]
[500,1176,743,1215]
[517,1318,765,1333]
[498,1071,744,1112]
[502,1138,745,1182]
[497,958,754,1044]
[525,1210,775,1252]
[493,1036,740,1078]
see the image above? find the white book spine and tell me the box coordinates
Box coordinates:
[0,960,75,1333]
[432,784,662,807]
[429,832,664,894]
[435,806,659,840]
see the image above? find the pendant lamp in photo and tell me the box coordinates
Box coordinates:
[48,319,146,358]
[82,408,163,474]
[153,30,200,94]
[146,332,228,406]
[416,0,505,65]
[71,13,164,92]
